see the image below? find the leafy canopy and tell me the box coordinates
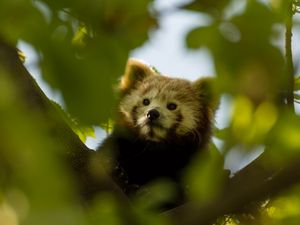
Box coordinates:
[1,0,300,225]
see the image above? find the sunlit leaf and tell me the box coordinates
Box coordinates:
[0,201,18,225]
[184,148,226,203]
[17,49,26,63]
[100,119,114,134]
[231,95,254,143]
[266,113,300,165]
[279,124,300,149]
[294,76,300,91]
[265,186,300,224]
[253,101,278,138]
[230,95,278,146]
[88,193,122,225]
[72,25,88,47]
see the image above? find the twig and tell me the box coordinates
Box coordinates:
[285,1,295,111]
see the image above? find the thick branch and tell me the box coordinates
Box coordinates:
[0,38,129,204]
[164,153,300,225]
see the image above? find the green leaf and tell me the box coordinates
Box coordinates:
[186,25,217,49]
[0,0,48,44]
[181,0,231,16]
[51,101,95,142]
[100,119,114,134]
[294,76,300,91]
[88,193,123,225]
[214,127,230,140]
[34,0,157,125]
[72,25,88,47]
[184,150,226,203]
[17,49,26,63]
[40,38,124,124]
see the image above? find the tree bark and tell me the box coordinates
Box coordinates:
[0,38,129,204]
[164,154,300,225]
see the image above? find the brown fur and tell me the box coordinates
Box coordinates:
[98,59,218,209]
[118,59,217,144]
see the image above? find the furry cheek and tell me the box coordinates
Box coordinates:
[119,93,140,124]
[175,106,199,135]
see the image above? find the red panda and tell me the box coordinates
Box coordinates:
[97,59,218,208]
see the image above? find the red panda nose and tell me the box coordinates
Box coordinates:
[147,109,160,121]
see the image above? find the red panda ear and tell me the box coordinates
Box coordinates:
[120,59,156,93]
[193,77,219,111]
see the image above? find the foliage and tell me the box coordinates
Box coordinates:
[1,0,300,225]
[0,0,156,124]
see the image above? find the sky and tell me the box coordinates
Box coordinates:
[19,0,300,174]
[132,6,215,80]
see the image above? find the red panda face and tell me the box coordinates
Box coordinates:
[119,75,203,142]
[117,59,217,142]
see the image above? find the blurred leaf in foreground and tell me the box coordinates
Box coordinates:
[184,145,226,204]
[186,1,285,105]
[0,67,84,225]
[36,0,157,125]
[51,101,95,142]
[231,95,278,146]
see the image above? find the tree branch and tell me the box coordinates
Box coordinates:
[0,38,129,204]
[285,1,295,111]
[164,153,300,225]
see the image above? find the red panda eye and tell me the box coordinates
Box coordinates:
[143,98,150,106]
[167,103,177,110]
